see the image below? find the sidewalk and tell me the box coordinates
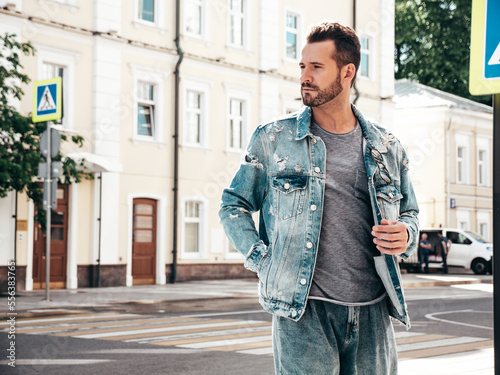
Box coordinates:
[1,272,494,375]
[1,271,492,313]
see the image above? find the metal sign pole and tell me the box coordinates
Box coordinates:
[45,122,51,301]
[494,94,500,372]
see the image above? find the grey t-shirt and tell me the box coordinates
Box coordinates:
[309,121,385,305]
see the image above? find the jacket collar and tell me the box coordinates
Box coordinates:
[295,104,389,153]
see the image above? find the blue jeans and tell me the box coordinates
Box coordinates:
[272,298,397,375]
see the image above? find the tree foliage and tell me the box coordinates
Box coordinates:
[0,33,92,230]
[395,0,492,106]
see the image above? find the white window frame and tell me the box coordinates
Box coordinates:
[227,0,250,50]
[136,82,156,138]
[36,45,79,130]
[455,134,469,184]
[359,35,373,79]
[456,210,470,230]
[225,238,243,260]
[284,10,301,62]
[129,64,166,144]
[134,0,166,33]
[227,98,245,151]
[476,137,490,187]
[477,149,487,186]
[477,211,490,242]
[224,83,252,153]
[182,78,211,149]
[180,196,209,260]
[184,0,210,40]
[281,94,302,115]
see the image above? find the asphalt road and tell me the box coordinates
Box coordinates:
[0,283,493,375]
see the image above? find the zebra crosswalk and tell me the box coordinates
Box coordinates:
[0,311,492,360]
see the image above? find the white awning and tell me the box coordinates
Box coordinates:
[66,152,123,173]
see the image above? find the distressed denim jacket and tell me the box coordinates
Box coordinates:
[219,105,419,327]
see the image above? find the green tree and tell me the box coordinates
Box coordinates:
[0,33,91,230]
[395,0,492,106]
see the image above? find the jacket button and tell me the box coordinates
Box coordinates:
[300,278,307,285]
[284,183,290,190]
[306,242,313,248]
[311,204,317,211]
[314,167,321,173]
[292,311,298,318]
[312,138,317,144]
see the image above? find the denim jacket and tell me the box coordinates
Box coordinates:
[219,105,419,327]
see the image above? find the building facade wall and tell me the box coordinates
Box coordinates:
[394,99,493,241]
[0,0,395,291]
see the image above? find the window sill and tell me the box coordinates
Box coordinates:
[130,137,167,149]
[183,33,212,47]
[39,0,79,13]
[132,20,167,35]
[283,56,299,65]
[181,144,212,153]
[225,253,244,261]
[180,255,210,261]
[224,148,243,156]
[225,44,253,56]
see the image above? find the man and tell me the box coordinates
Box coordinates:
[438,231,450,274]
[419,233,432,273]
[219,22,419,375]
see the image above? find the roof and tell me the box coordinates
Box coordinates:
[394,79,492,114]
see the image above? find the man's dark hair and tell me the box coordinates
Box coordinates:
[438,231,443,235]
[306,22,361,87]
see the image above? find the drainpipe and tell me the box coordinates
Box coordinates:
[352,0,360,105]
[170,0,183,283]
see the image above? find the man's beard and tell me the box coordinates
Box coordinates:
[301,73,343,107]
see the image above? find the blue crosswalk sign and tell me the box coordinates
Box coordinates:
[470,0,500,95]
[32,77,62,122]
[485,0,500,79]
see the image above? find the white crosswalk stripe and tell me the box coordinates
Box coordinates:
[1,311,492,361]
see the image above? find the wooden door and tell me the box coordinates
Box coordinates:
[132,198,157,285]
[33,185,68,289]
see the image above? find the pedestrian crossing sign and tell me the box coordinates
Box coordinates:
[470,0,500,95]
[32,77,62,122]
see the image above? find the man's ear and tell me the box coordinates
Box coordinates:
[342,63,356,84]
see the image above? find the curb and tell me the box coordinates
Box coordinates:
[403,278,492,288]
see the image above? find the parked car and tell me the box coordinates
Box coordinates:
[400,228,492,275]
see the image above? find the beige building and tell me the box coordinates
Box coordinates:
[393,79,493,241]
[0,0,397,291]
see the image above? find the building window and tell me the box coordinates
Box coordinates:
[457,146,467,184]
[137,82,155,137]
[360,37,370,78]
[285,12,299,60]
[42,63,65,124]
[184,201,200,253]
[185,0,204,36]
[478,149,488,186]
[138,0,155,22]
[181,197,208,259]
[228,99,244,150]
[479,222,488,240]
[229,0,245,47]
[184,90,203,145]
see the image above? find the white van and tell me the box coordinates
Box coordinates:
[400,228,492,275]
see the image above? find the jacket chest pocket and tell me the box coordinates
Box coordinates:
[272,175,308,220]
[375,184,403,221]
